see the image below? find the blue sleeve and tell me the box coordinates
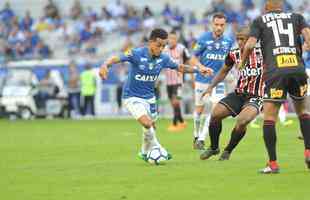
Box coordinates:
[164,56,179,70]
[193,35,206,57]
[119,49,135,63]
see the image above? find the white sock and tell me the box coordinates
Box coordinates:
[193,112,202,138]
[279,105,286,124]
[141,127,161,154]
[199,112,210,141]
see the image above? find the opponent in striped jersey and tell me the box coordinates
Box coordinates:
[199,26,264,161]
[163,30,191,131]
[227,46,264,97]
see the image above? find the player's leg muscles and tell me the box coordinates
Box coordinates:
[208,103,231,150]
[235,105,259,131]
[292,99,310,150]
[263,101,281,161]
[138,115,153,129]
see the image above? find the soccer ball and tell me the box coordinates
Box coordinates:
[146,146,169,165]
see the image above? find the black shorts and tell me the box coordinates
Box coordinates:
[219,92,263,117]
[166,84,181,100]
[264,72,308,102]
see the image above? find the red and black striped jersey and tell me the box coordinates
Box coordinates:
[225,45,264,97]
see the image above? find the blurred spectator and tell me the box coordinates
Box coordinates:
[19,10,33,31]
[142,6,156,30]
[67,34,80,55]
[162,3,172,25]
[80,64,96,116]
[32,17,50,32]
[246,4,261,21]
[107,0,126,18]
[0,2,15,25]
[242,0,254,10]
[67,62,81,117]
[44,0,60,19]
[70,0,83,20]
[34,40,52,59]
[92,9,117,33]
[188,11,198,25]
[283,0,293,12]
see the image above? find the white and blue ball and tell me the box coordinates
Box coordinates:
[146,146,168,165]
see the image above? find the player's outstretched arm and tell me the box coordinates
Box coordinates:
[178,64,213,76]
[302,27,310,51]
[202,64,231,98]
[99,56,122,80]
[240,37,257,69]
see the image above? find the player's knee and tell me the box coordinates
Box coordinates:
[236,117,250,128]
[210,115,222,123]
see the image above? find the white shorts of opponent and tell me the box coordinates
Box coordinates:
[195,82,226,106]
[123,97,158,121]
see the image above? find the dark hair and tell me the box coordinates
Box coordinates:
[235,25,250,36]
[212,12,227,21]
[149,28,168,41]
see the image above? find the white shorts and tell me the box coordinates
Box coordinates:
[123,97,158,121]
[195,82,226,106]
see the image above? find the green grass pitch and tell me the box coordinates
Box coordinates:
[0,118,309,200]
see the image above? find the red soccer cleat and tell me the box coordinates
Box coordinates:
[259,161,280,174]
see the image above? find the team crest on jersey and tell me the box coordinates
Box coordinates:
[156,59,163,64]
[149,63,154,70]
[139,65,146,70]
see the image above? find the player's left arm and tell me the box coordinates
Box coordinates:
[178,64,213,76]
[240,37,257,69]
[240,18,261,69]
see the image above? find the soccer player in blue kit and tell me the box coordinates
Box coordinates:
[99,28,212,162]
[190,13,233,150]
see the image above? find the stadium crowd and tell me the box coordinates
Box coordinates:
[1,0,309,63]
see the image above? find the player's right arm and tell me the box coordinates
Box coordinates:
[99,49,135,80]
[202,53,234,98]
[301,28,310,51]
[99,56,122,80]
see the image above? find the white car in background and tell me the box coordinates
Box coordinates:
[0,68,68,119]
[0,69,38,119]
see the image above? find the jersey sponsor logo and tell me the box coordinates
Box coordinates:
[240,68,262,77]
[135,74,158,82]
[270,88,284,98]
[206,53,226,60]
[273,47,296,55]
[262,13,292,23]
[276,55,298,67]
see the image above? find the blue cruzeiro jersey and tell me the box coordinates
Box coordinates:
[119,47,179,99]
[194,31,233,83]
